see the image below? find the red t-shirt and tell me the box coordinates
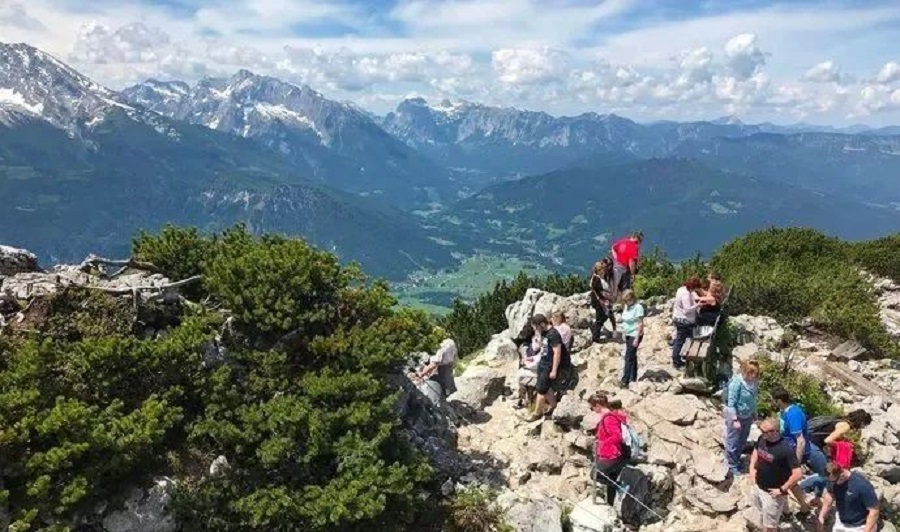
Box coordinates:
[612,238,639,267]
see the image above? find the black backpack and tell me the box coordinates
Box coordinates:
[808,415,840,448]
[614,466,653,526]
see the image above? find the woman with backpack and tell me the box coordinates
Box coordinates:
[724,360,760,476]
[800,409,873,498]
[588,393,629,505]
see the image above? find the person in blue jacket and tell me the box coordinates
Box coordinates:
[774,388,828,513]
[724,359,760,476]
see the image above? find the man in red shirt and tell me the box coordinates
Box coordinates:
[611,231,643,293]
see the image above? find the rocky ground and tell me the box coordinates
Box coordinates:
[419,286,900,532]
[3,245,899,532]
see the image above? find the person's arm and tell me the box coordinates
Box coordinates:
[550,344,561,379]
[417,361,438,379]
[725,379,739,424]
[816,489,834,532]
[824,421,851,446]
[861,483,880,532]
[774,465,803,496]
[795,434,807,463]
[864,505,879,532]
[629,257,637,276]
[748,448,758,483]
[634,318,644,347]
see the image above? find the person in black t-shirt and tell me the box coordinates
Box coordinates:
[817,462,879,532]
[749,418,804,532]
[526,314,572,422]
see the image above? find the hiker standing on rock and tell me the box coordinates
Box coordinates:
[611,231,643,294]
[724,360,760,476]
[749,418,804,532]
[514,327,545,410]
[588,393,628,506]
[671,275,703,370]
[774,388,828,512]
[526,314,572,422]
[619,290,644,388]
[816,463,880,532]
[590,259,617,342]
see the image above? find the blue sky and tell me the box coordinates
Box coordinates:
[3,0,900,125]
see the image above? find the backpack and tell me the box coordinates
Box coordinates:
[613,466,653,526]
[600,414,645,463]
[808,415,840,448]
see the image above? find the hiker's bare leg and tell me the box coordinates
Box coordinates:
[790,485,812,512]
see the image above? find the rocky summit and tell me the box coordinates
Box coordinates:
[402,284,900,532]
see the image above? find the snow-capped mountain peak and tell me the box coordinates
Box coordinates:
[0,41,133,133]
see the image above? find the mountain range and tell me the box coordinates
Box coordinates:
[1,41,898,281]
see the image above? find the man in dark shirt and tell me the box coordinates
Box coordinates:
[526,314,572,422]
[817,463,879,532]
[749,418,804,532]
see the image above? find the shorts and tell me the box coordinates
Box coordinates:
[748,485,786,529]
[833,521,865,532]
[535,365,571,395]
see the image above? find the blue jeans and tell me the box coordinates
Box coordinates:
[724,415,754,473]
[798,443,829,497]
[671,321,693,369]
[621,336,640,386]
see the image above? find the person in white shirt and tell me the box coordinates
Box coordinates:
[671,275,702,370]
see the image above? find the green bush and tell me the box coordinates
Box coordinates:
[2,227,443,531]
[711,228,899,359]
[446,488,513,532]
[849,234,900,282]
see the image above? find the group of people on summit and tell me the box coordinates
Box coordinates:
[413,231,884,531]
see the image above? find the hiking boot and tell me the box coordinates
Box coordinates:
[523,411,544,422]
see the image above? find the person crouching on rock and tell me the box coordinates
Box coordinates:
[526,314,572,422]
[413,337,458,405]
[724,360,760,477]
[619,290,644,388]
[588,393,628,505]
[749,418,804,532]
[514,326,545,410]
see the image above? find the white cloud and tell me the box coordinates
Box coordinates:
[0,1,46,31]
[802,60,844,83]
[876,61,900,84]
[723,34,766,80]
[3,0,900,124]
[492,48,569,85]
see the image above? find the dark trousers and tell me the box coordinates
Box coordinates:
[591,304,616,341]
[594,457,627,504]
[671,321,693,369]
[622,336,641,386]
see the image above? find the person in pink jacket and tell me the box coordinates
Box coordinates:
[589,393,628,505]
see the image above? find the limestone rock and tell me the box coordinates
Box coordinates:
[102,478,177,532]
[676,378,710,395]
[525,441,565,474]
[450,367,506,409]
[633,395,700,426]
[570,497,620,532]
[482,333,519,363]
[553,394,589,429]
[691,449,728,484]
[208,455,230,477]
[730,315,787,349]
[684,482,740,515]
[0,245,40,276]
[502,494,563,532]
